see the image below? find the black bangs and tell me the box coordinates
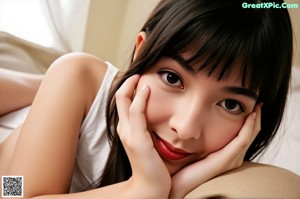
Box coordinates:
[167,20,262,90]
[157,1,290,103]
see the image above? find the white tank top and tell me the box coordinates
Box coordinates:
[69,62,118,192]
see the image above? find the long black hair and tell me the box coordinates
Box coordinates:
[98,0,293,187]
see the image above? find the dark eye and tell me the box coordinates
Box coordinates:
[219,99,244,114]
[159,71,183,88]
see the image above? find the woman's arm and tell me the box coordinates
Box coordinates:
[31,178,158,199]
[4,53,109,197]
[0,68,43,116]
[3,53,170,199]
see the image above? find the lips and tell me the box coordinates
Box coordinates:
[155,135,191,161]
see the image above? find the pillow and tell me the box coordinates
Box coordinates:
[0,31,63,73]
[186,162,300,199]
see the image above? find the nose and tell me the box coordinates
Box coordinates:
[169,98,205,140]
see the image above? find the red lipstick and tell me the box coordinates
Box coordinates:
[155,136,190,161]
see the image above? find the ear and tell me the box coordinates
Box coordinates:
[133,31,147,60]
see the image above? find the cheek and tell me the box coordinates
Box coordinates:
[203,118,244,154]
[136,75,170,125]
[144,88,172,126]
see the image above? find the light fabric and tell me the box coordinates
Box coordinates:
[0,32,62,73]
[41,0,90,51]
[0,0,90,52]
[69,62,118,192]
[255,66,300,175]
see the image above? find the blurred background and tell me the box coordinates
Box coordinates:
[0,0,299,73]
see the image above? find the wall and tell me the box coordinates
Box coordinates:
[83,1,300,68]
[83,0,127,66]
[115,0,160,69]
[288,0,300,67]
[83,0,159,69]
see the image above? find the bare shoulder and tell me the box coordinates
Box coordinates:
[47,52,109,113]
[2,53,111,196]
[186,162,300,199]
[49,52,108,84]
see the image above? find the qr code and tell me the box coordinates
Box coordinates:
[2,176,23,198]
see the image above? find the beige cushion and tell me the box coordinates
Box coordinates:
[186,162,300,199]
[0,31,63,73]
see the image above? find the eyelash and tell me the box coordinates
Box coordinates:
[158,70,184,89]
[158,69,245,114]
[218,99,245,114]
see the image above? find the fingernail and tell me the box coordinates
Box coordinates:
[252,112,257,120]
[260,102,264,108]
[141,84,148,91]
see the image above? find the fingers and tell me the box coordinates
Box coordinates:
[170,103,263,197]
[253,103,262,140]
[115,75,153,153]
[219,103,262,167]
[237,103,262,149]
[170,104,263,197]
[116,76,171,191]
[129,85,150,142]
[116,75,140,128]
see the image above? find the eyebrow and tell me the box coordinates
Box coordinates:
[167,54,258,100]
[167,53,196,74]
[224,87,258,100]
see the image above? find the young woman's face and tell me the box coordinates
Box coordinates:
[136,56,257,175]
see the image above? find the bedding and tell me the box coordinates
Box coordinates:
[0,31,63,73]
[0,31,62,140]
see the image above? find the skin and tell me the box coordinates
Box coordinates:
[0,33,261,198]
[0,68,43,116]
[136,57,257,175]
[116,73,261,198]
[1,52,110,197]
[116,32,262,197]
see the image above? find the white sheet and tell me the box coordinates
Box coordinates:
[0,106,30,142]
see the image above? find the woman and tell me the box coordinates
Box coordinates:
[1,0,297,198]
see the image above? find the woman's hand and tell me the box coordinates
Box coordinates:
[169,104,262,198]
[116,75,171,198]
